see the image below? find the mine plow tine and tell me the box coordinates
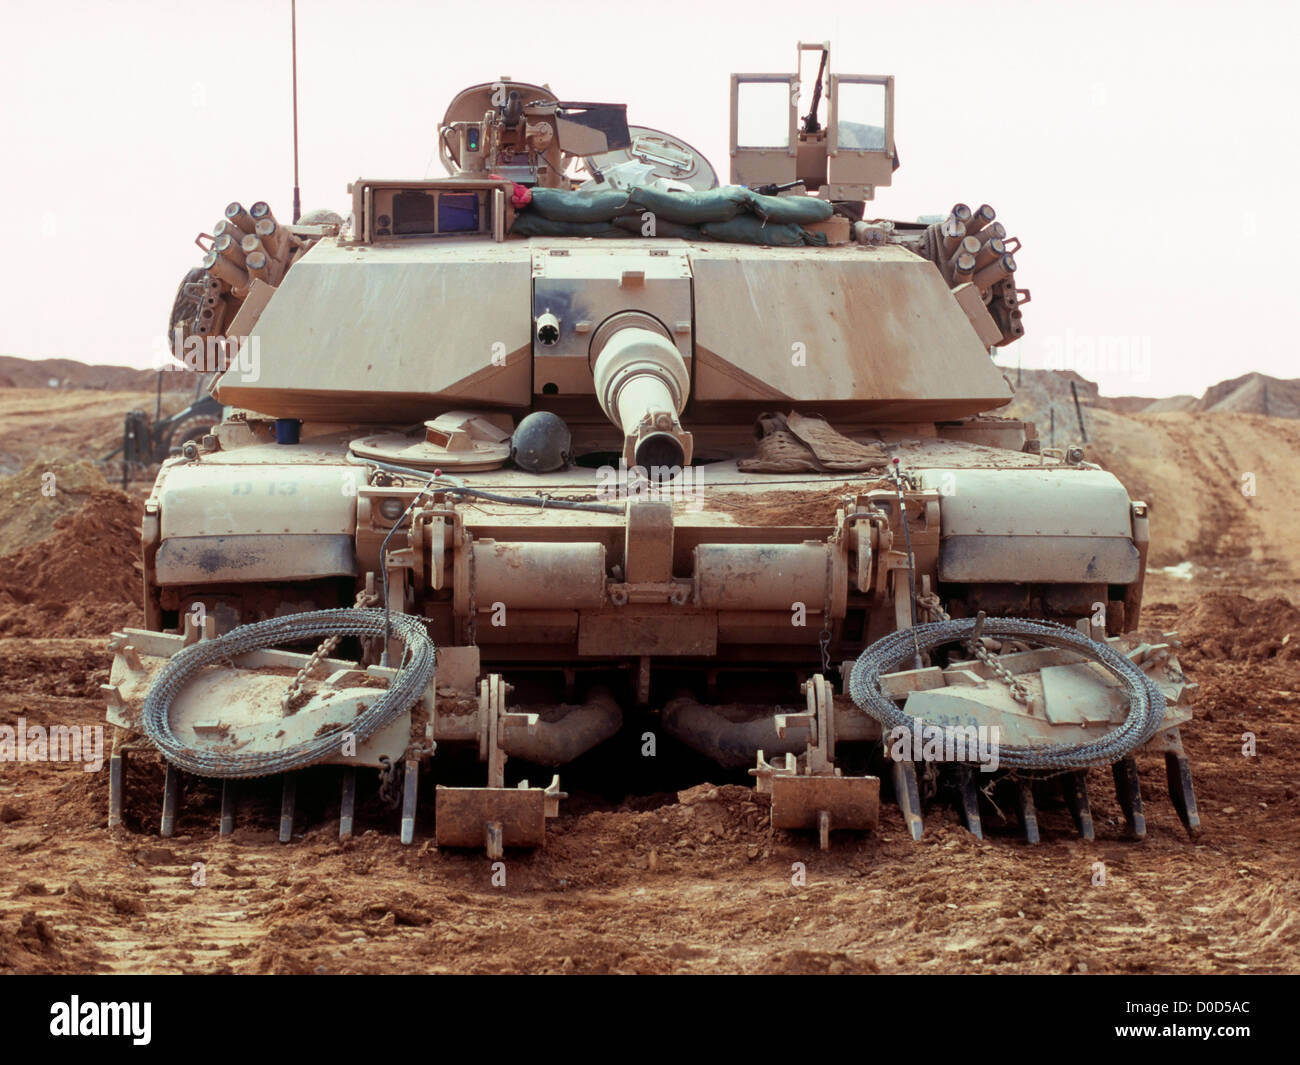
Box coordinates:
[1014,777,1040,844]
[160,763,180,838]
[816,810,832,851]
[279,774,297,844]
[955,765,983,840]
[485,821,504,860]
[892,759,924,841]
[1060,771,1094,840]
[399,758,418,845]
[1112,757,1146,840]
[108,749,126,829]
[219,780,236,837]
[339,767,357,841]
[1165,751,1201,837]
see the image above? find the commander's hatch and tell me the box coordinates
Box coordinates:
[730,42,896,201]
[439,79,631,189]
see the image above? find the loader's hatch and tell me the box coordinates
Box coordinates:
[729,42,896,201]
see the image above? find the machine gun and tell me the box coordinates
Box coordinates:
[752,179,807,196]
[801,46,829,134]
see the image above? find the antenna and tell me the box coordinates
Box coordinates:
[291,0,301,223]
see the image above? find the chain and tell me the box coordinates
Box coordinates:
[466,532,478,646]
[888,462,923,667]
[818,548,834,674]
[377,755,402,808]
[916,592,1032,706]
[281,588,380,712]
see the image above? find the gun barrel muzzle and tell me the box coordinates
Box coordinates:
[591,313,693,469]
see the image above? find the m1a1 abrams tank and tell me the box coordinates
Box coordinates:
[103,43,1199,854]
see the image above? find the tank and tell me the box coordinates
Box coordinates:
[103,44,1199,853]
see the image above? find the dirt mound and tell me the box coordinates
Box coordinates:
[1143,394,1197,413]
[0,355,199,392]
[1079,409,1300,578]
[1178,593,1300,664]
[1196,372,1300,418]
[535,784,774,887]
[1001,368,1300,427]
[0,461,112,557]
[0,489,144,637]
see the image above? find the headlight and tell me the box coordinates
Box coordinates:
[379,497,406,520]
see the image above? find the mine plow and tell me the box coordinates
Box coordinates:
[104,608,571,856]
[104,599,1199,852]
[844,616,1200,843]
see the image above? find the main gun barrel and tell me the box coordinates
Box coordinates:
[590,313,693,470]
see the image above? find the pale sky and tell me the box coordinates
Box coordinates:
[1,0,1296,399]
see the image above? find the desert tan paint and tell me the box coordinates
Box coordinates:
[215,239,534,421]
[691,244,1011,415]
[216,236,1011,423]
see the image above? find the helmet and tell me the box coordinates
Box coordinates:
[510,411,572,473]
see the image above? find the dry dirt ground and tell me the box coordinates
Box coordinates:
[1,393,1298,974]
[0,386,194,476]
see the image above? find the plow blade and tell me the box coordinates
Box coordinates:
[435,778,565,858]
[768,773,880,850]
[863,627,1201,841]
[103,626,576,853]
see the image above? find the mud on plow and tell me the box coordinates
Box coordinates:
[103,582,1199,852]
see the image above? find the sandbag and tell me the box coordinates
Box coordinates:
[527,187,637,223]
[611,215,704,240]
[510,213,632,238]
[628,185,755,224]
[748,192,834,225]
[699,217,823,247]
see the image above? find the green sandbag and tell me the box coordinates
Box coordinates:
[628,185,755,224]
[748,192,834,225]
[527,187,637,223]
[510,213,632,238]
[700,217,815,246]
[611,215,704,240]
